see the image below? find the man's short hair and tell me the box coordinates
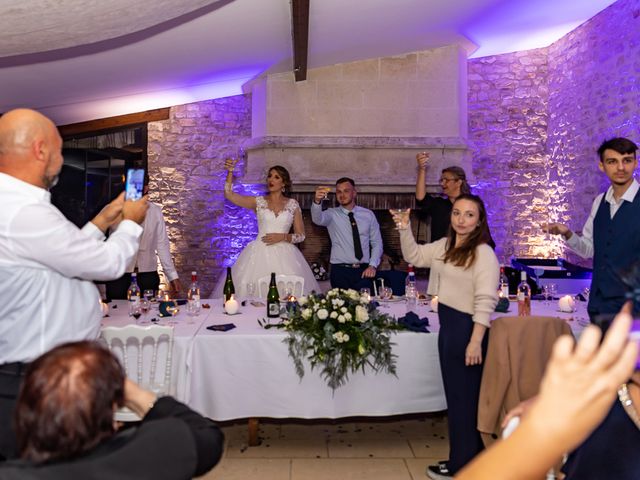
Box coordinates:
[597,137,638,161]
[15,341,125,463]
[336,177,355,187]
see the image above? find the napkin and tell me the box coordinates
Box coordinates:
[398,312,430,333]
[206,323,236,332]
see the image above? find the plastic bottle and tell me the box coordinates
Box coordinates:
[187,271,201,316]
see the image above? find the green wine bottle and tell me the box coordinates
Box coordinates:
[266,272,280,318]
[223,267,235,306]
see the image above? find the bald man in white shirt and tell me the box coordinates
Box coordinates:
[0,108,148,460]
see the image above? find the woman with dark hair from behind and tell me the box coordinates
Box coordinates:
[392,194,499,479]
[0,341,223,479]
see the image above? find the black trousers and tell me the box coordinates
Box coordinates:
[329,264,373,291]
[105,271,161,300]
[437,303,488,475]
[0,363,29,460]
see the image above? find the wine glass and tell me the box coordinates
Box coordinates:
[139,296,151,324]
[246,282,256,303]
[285,282,294,299]
[389,208,410,230]
[144,289,154,303]
[359,288,371,302]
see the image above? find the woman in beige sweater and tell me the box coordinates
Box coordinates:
[393,194,499,479]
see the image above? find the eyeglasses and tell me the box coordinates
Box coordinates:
[439,177,458,184]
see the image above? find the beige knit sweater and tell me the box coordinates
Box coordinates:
[399,228,499,327]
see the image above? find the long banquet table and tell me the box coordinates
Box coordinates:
[102,297,588,423]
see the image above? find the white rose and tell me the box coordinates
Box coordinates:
[330,311,338,319]
[355,305,369,323]
[338,315,346,323]
[340,307,347,313]
[317,308,329,320]
[337,299,345,307]
[347,289,359,300]
[301,308,312,320]
[344,312,352,321]
[342,333,350,342]
[298,296,307,306]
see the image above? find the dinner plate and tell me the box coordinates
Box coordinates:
[378,296,403,303]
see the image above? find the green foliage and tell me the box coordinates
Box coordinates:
[262,288,402,390]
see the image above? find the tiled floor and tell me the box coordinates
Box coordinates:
[197,413,449,480]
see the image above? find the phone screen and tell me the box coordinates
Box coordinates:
[630,320,640,370]
[124,169,145,201]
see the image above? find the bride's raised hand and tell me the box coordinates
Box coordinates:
[224,157,238,172]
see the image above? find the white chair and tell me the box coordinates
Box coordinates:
[101,324,174,421]
[257,274,305,299]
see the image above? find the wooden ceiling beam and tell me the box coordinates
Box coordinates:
[291,0,310,82]
[57,107,170,138]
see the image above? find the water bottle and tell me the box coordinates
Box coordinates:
[405,264,417,312]
[187,271,201,316]
[127,273,141,319]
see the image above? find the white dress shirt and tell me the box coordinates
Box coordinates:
[566,180,640,258]
[127,202,178,281]
[0,173,143,363]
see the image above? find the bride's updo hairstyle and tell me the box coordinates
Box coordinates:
[268,165,293,197]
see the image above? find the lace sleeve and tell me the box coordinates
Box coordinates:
[285,198,300,216]
[290,233,305,244]
[255,196,267,210]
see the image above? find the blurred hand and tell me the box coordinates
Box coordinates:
[169,279,183,297]
[541,222,571,239]
[524,302,638,451]
[91,192,125,232]
[261,233,285,245]
[122,379,158,419]
[122,195,148,225]
[224,158,237,172]
[314,186,331,203]
[361,266,377,278]
[416,152,429,169]
[465,340,483,366]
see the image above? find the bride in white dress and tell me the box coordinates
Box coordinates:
[214,161,320,298]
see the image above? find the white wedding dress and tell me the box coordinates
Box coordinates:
[213,196,320,299]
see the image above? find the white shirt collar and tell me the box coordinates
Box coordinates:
[604,178,640,205]
[0,171,51,202]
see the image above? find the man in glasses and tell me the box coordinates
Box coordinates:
[415,153,471,242]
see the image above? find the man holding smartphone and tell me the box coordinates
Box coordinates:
[0,108,148,460]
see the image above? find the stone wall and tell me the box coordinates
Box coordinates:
[147,96,253,296]
[468,0,640,265]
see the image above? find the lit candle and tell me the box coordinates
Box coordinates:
[100,300,109,316]
[224,294,239,315]
[164,293,170,302]
[558,295,575,313]
[430,295,439,312]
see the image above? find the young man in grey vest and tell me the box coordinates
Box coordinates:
[543,137,639,323]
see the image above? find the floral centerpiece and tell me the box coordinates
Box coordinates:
[261,288,402,390]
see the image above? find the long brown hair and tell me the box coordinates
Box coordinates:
[268,165,292,197]
[442,194,492,268]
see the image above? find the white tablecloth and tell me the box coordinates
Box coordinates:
[102,297,588,421]
[188,301,444,420]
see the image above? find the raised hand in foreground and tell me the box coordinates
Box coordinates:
[456,302,638,480]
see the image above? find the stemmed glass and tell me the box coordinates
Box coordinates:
[389,208,411,230]
[246,282,256,303]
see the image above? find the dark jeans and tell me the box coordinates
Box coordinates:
[105,271,161,300]
[329,264,373,291]
[437,303,488,475]
[0,363,29,460]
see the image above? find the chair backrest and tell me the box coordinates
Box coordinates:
[257,274,305,299]
[101,324,174,396]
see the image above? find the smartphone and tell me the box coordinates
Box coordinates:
[630,320,640,370]
[124,168,145,201]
